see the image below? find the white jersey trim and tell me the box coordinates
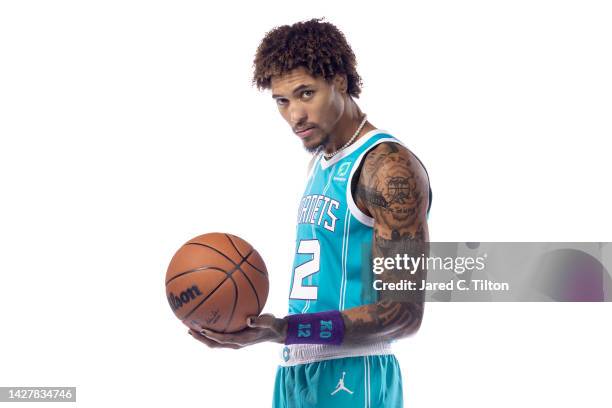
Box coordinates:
[306,153,323,180]
[346,137,405,227]
[279,341,393,366]
[319,129,389,170]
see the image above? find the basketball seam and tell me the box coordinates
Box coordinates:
[185,242,250,267]
[221,275,239,333]
[225,234,262,312]
[182,277,228,321]
[178,243,255,330]
[244,258,267,276]
[219,234,267,277]
[180,257,248,320]
[224,234,268,276]
[165,265,227,286]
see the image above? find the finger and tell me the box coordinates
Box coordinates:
[188,330,241,349]
[188,329,221,347]
[200,328,257,347]
[246,313,276,329]
[199,329,243,345]
[199,328,229,343]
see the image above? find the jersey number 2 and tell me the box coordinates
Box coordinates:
[289,239,320,300]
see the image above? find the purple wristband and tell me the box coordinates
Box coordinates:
[284,310,345,345]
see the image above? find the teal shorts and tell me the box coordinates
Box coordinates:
[272,354,403,408]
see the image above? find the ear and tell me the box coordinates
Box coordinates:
[332,74,348,94]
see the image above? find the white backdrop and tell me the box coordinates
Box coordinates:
[1,1,611,407]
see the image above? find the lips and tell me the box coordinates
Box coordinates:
[296,127,316,138]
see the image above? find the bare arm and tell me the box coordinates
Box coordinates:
[340,142,430,345]
[192,142,430,348]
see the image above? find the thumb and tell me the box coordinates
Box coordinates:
[246,313,276,329]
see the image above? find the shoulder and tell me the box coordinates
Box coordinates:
[359,141,429,189]
[353,140,430,222]
[352,139,431,224]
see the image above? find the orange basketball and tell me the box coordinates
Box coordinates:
[165,232,269,333]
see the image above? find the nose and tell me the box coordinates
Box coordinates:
[289,105,307,127]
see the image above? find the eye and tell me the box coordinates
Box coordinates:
[301,90,314,99]
[276,98,288,107]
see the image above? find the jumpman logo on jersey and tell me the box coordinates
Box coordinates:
[330,371,353,395]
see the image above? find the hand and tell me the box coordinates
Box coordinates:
[187,313,287,349]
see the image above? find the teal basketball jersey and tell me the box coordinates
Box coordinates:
[287,129,432,315]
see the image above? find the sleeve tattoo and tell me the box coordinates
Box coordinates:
[341,142,430,345]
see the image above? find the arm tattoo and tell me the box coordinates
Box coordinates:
[342,142,430,345]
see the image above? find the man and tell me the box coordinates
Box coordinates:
[189,18,432,407]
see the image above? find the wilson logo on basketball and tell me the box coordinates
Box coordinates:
[167,285,203,312]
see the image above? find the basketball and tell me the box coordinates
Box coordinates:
[165,232,269,333]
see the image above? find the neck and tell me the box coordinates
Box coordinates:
[323,99,374,156]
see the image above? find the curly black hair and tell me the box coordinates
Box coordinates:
[252,18,363,98]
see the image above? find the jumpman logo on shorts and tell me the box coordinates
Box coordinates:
[330,371,354,395]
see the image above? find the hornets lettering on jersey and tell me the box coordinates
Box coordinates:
[273,129,432,408]
[296,194,340,232]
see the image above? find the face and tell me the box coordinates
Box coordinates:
[271,67,346,153]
